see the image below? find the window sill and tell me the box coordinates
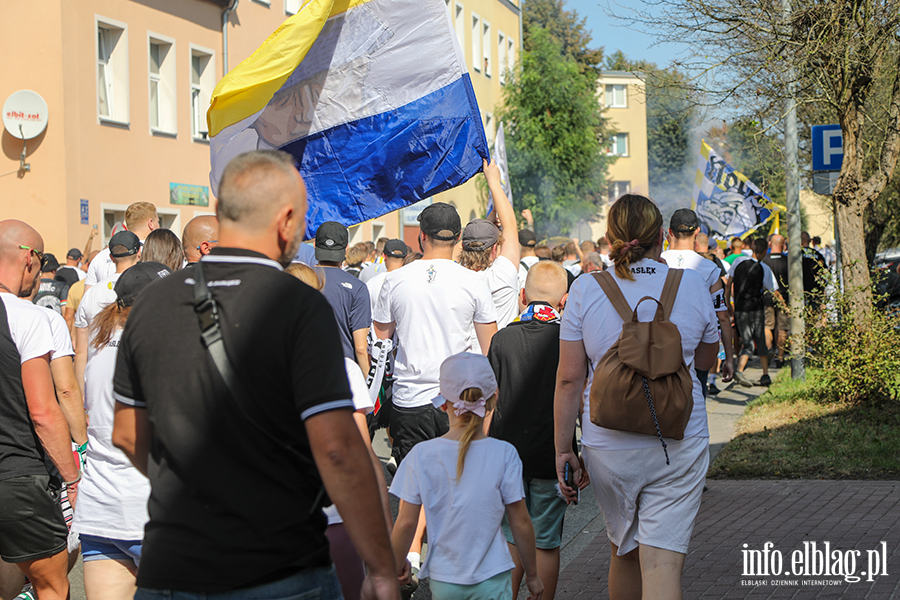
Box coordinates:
[99,116,130,128]
[192,135,210,144]
[151,129,177,138]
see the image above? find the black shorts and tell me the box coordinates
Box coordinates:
[390,404,449,464]
[735,310,768,357]
[0,474,68,563]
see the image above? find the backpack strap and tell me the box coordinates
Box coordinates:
[592,272,633,322]
[658,268,684,320]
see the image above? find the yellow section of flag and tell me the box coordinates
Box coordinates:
[207,0,373,138]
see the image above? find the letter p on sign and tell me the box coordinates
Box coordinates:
[812,124,843,171]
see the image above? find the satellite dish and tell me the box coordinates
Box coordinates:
[3,90,49,140]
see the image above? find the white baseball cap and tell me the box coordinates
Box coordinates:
[431,352,498,416]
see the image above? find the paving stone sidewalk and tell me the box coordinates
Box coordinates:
[557,480,900,599]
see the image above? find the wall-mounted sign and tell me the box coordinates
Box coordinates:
[169,183,209,206]
[80,199,89,225]
[2,90,49,139]
[401,198,432,227]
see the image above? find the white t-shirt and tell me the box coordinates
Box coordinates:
[73,329,150,539]
[559,259,719,450]
[478,255,519,330]
[1,294,54,363]
[75,273,121,363]
[517,255,540,290]
[42,309,74,360]
[661,249,726,313]
[727,255,775,291]
[366,271,389,315]
[84,248,116,287]
[373,259,497,408]
[323,359,376,526]
[390,437,524,585]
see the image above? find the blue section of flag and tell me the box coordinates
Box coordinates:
[280,74,489,239]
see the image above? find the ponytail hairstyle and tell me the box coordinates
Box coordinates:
[455,387,498,481]
[90,303,131,352]
[606,194,663,281]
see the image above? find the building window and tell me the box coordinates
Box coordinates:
[482,20,491,77]
[498,32,507,84]
[608,181,631,203]
[608,133,628,156]
[149,34,176,134]
[97,18,128,123]
[190,47,215,141]
[605,84,627,108]
[285,0,300,14]
[471,13,481,72]
[507,38,515,74]
[454,2,465,49]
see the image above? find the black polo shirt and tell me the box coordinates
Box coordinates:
[113,248,352,592]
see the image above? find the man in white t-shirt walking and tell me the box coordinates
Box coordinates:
[84,202,158,292]
[661,209,734,395]
[0,220,82,600]
[373,200,497,588]
[457,160,520,330]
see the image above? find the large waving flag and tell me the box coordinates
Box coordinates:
[486,121,512,217]
[208,0,489,238]
[692,140,785,243]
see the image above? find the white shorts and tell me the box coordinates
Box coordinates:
[583,435,709,556]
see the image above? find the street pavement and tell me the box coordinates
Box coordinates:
[63,362,900,599]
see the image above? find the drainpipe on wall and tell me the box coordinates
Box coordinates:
[222,0,239,74]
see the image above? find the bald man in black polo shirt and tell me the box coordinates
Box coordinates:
[111,150,399,600]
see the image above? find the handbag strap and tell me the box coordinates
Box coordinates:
[592,271,633,322]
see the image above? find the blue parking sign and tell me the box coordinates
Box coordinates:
[80,199,89,225]
[812,125,843,171]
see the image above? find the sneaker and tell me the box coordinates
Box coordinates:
[774,358,785,369]
[734,371,753,387]
[385,456,398,476]
[14,583,35,600]
[400,568,419,600]
[707,384,720,396]
[759,374,772,386]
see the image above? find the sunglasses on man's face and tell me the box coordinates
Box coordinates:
[19,245,50,270]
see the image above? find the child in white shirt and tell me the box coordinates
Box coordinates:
[389,352,544,600]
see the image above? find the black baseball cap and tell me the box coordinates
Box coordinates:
[66,248,83,260]
[384,239,409,258]
[462,219,500,251]
[41,253,60,273]
[109,231,141,258]
[114,262,172,308]
[670,209,700,233]
[315,221,348,262]
[518,229,537,247]
[418,202,460,241]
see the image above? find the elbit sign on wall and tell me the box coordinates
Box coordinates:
[2,90,49,139]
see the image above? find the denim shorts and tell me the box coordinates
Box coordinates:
[135,565,342,600]
[81,534,143,567]
[430,570,512,600]
[501,478,567,549]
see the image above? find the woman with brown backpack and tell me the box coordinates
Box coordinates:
[553,194,719,599]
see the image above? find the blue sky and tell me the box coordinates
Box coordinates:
[573,1,690,70]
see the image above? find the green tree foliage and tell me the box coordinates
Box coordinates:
[497,27,612,236]
[603,50,697,218]
[523,0,604,78]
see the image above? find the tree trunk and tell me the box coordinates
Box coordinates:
[834,197,873,318]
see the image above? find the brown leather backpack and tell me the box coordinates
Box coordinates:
[589,269,693,464]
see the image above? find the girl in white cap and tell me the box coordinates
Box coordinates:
[389,352,544,600]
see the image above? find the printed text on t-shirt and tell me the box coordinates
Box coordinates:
[630,266,656,275]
